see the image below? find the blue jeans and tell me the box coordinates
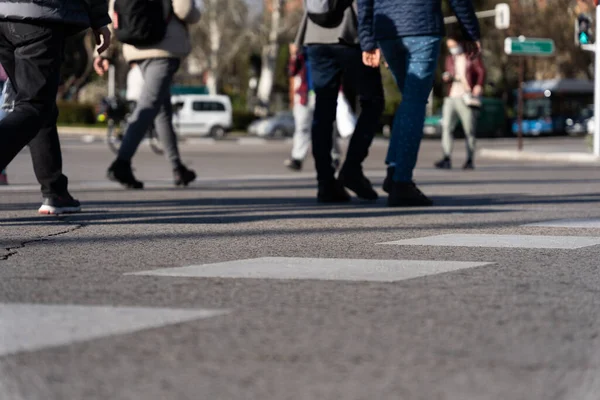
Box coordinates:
[307,44,384,182]
[379,36,442,182]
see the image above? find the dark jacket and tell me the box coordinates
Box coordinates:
[444,53,485,96]
[357,0,480,51]
[0,0,110,31]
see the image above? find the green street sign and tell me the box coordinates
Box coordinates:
[504,37,555,56]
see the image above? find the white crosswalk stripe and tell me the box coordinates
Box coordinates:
[127,257,494,282]
[379,234,600,249]
[0,303,229,357]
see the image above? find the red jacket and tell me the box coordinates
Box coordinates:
[288,51,309,106]
[444,54,485,96]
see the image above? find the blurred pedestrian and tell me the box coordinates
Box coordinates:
[296,0,384,203]
[0,0,111,213]
[284,43,343,172]
[0,62,7,185]
[95,0,201,189]
[435,35,485,171]
[358,0,481,206]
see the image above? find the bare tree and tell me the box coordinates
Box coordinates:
[189,0,252,94]
[254,0,302,114]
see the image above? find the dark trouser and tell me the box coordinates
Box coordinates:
[0,21,65,179]
[2,79,68,196]
[307,44,384,183]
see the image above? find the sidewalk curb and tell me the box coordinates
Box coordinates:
[480,148,600,164]
[58,126,106,138]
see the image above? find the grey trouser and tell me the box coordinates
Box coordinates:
[441,96,478,161]
[291,93,341,162]
[118,58,181,168]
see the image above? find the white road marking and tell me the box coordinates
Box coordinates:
[0,303,229,357]
[525,219,600,229]
[380,234,600,249]
[127,257,493,282]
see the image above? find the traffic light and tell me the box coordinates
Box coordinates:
[577,14,593,45]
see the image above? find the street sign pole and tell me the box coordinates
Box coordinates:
[505,37,554,151]
[595,5,600,157]
[518,57,524,151]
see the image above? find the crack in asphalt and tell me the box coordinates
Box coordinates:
[1,220,85,261]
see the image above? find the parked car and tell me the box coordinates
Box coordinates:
[171,94,233,138]
[247,111,295,138]
[423,97,508,139]
[565,105,593,137]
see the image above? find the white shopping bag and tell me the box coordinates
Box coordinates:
[126,65,144,102]
[336,92,356,139]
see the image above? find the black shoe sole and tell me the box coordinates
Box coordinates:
[339,174,379,201]
[342,185,378,201]
[107,171,144,189]
[175,171,197,187]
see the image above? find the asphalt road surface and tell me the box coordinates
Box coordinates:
[1,137,600,400]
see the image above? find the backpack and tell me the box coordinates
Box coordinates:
[306,0,353,28]
[114,0,172,47]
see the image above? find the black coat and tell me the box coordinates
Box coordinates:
[0,0,111,31]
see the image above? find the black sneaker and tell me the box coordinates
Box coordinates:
[434,157,452,170]
[339,169,378,201]
[284,158,302,171]
[38,193,81,215]
[317,179,351,203]
[383,166,394,194]
[107,159,144,189]
[388,181,433,207]
[174,164,197,187]
[463,159,475,170]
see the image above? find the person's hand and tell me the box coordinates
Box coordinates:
[362,49,381,68]
[94,26,111,54]
[442,72,453,83]
[94,57,110,76]
[289,43,298,58]
[472,85,483,97]
[464,40,482,59]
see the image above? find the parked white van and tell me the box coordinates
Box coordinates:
[172,94,233,138]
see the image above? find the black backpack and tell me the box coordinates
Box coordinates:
[306,0,353,28]
[114,0,172,47]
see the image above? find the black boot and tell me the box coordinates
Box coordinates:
[107,159,144,189]
[463,159,474,170]
[317,179,351,203]
[434,157,452,170]
[284,158,302,171]
[174,164,197,187]
[383,166,394,194]
[387,181,433,207]
[338,168,378,201]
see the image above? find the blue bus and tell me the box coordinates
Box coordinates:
[512,79,593,136]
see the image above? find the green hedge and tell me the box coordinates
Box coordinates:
[57,101,96,125]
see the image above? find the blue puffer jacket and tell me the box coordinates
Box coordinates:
[357,0,481,51]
